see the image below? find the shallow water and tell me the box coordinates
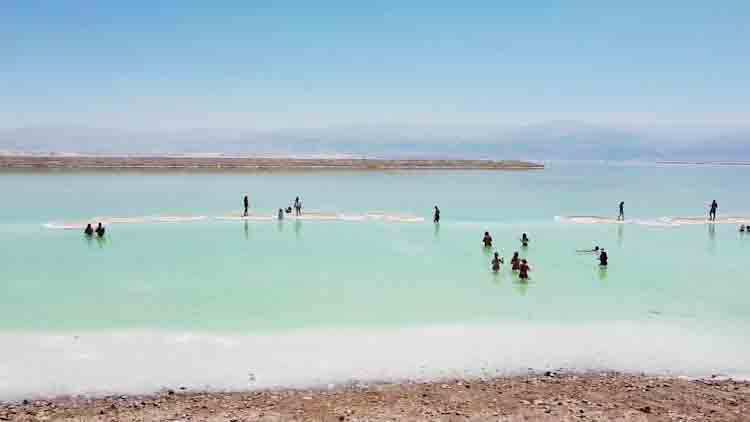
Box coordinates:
[1,163,749,398]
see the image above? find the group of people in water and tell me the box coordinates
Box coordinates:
[83,222,106,238]
[277,197,303,220]
[482,230,533,280]
[243,195,304,220]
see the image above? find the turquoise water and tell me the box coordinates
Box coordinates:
[1,163,749,397]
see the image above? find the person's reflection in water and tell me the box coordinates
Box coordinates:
[598,265,608,281]
[433,222,440,239]
[244,221,249,240]
[491,270,501,285]
[708,222,716,253]
[95,234,107,248]
[617,224,624,247]
[514,280,529,296]
[294,219,302,239]
[277,220,284,233]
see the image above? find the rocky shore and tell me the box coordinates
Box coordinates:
[2,373,747,421]
[0,156,543,171]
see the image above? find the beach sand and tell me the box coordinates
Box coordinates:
[0,156,542,171]
[3,374,747,421]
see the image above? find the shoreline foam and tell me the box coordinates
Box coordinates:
[1,321,747,401]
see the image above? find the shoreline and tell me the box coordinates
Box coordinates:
[2,373,746,421]
[0,155,543,171]
[658,160,750,166]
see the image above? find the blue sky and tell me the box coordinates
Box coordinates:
[2,1,748,130]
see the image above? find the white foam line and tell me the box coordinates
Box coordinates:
[0,321,747,400]
[214,212,424,223]
[44,216,210,229]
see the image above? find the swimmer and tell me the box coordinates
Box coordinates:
[599,249,608,266]
[294,197,302,216]
[518,259,531,280]
[243,195,249,217]
[483,231,493,248]
[511,251,520,270]
[709,200,718,221]
[433,206,440,223]
[577,246,601,253]
[520,233,529,247]
[285,206,292,214]
[740,225,746,233]
[84,223,94,236]
[491,252,504,272]
[95,222,106,238]
[278,208,284,220]
[618,201,625,221]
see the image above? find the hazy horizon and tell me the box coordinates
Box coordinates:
[2,120,749,161]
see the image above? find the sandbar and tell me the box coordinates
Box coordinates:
[0,155,543,171]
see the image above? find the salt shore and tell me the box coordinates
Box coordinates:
[2,374,747,421]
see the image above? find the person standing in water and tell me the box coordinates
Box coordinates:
[433,206,440,223]
[709,200,718,221]
[483,231,493,248]
[294,197,302,216]
[510,251,520,270]
[243,195,249,217]
[518,259,531,280]
[95,222,106,238]
[278,208,284,220]
[599,249,608,266]
[84,223,94,236]
[618,201,625,221]
[491,252,504,272]
[520,233,529,247]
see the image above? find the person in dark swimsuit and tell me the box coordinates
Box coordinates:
[618,201,624,221]
[95,222,106,237]
[709,200,718,221]
[243,195,249,217]
[278,208,284,220]
[433,206,440,223]
[577,246,600,253]
[294,197,302,216]
[285,206,292,214]
[483,231,493,248]
[740,225,746,233]
[84,223,94,236]
[518,259,530,280]
[599,249,608,266]
[491,252,504,272]
[511,251,520,270]
[520,233,529,247]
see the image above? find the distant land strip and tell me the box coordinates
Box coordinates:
[658,160,750,166]
[0,155,544,170]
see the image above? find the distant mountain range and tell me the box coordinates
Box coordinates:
[1,122,748,161]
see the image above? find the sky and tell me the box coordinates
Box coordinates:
[1,1,749,131]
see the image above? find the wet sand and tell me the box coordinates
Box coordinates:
[3,373,747,421]
[0,156,543,171]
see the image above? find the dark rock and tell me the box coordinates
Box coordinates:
[640,406,651,413]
